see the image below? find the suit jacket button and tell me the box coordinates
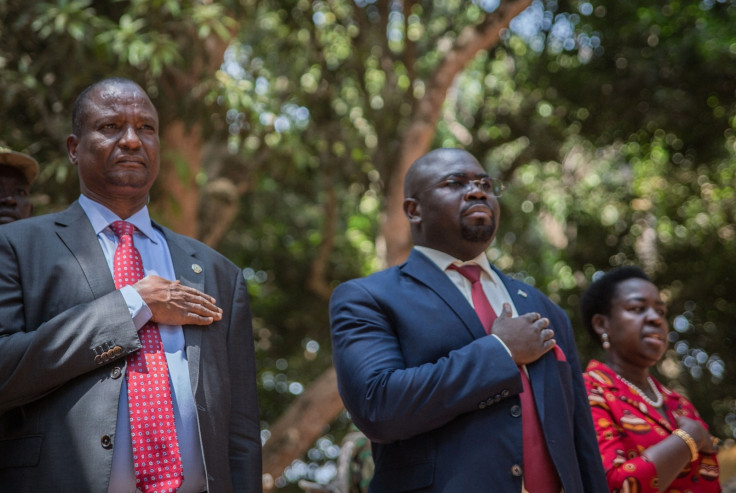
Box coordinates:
[501,389,510,398]
[100,435,113,449]
[511,464,523,477]
[111,367,123,379]
[94,355,103,365]
[478,401,487,409]
[510,404,521,418]
[113,346,123,356]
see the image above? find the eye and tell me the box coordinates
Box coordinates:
[478,178,494,192]
[443,178,465,188]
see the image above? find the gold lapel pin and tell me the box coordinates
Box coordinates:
[192,263,203,274]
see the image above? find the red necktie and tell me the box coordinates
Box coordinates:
[449,264,496,333]
[110,221,183,493]
[450,263,561,493]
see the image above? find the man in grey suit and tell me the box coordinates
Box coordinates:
[0,78,262,492]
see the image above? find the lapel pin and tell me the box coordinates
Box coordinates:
[517,289,528,298]
[192,263,203,274]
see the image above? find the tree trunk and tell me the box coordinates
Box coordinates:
[381,0,533,267]
[157,121,203,238]
[262,367,345,491]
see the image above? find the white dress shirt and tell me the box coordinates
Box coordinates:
[414,246,517,352]
[78,195,207,493]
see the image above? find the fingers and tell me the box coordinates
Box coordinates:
[135,275,223,326]
[499,302,513,319]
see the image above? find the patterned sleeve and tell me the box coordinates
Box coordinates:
[585,372,659,493]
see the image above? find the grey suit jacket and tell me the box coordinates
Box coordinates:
[0,201,262,493]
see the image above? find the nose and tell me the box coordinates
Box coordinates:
[119,125,142,149]
[465,180,489,199]
[646,307,664,324]
[0,191,17,205]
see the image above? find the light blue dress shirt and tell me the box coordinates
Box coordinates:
[78,195,207,493]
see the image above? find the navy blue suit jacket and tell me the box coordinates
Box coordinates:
[330,249,607,493]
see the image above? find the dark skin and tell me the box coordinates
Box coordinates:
[403,148,554,365]
[0,165,32,224]
[66,79,222,326]
[593,278,717,491]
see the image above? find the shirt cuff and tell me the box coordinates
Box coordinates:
[119,285,153,331]
[490,333,513,357]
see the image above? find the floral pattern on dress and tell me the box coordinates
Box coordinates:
[584,359,721,493]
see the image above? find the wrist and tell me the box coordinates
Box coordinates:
[672,428,699,462]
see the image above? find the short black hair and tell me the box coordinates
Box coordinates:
[71,77,143,135]
[580,266,651,345]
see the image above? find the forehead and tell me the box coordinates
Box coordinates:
[85,83,157,119]
[613,278,662,302]
[420,152,486,182]
[0,165,29,185]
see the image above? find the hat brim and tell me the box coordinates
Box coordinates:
[0,150,40,185]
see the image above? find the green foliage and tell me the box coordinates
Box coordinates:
[3,0,736,489]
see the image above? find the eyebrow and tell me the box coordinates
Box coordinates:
[624,295,666,306]
[440,172,491,180]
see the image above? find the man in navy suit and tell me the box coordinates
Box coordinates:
[0,78,261,492]
[330,148,607,492]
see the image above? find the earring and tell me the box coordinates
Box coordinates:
[601,332,610,349]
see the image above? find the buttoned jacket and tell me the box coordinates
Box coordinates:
[330,249,607,493]
[0,201,262,493]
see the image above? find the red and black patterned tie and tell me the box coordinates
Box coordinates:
[110,220,183,493]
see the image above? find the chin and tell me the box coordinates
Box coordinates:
[461,224,495,243]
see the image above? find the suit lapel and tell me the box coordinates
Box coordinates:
[55,202,116,298]
[402,249,487,339]
[159,227,205,396]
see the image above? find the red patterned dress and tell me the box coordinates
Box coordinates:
[584,360,720,493]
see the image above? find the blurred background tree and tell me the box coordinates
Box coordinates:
[1,0,735,490]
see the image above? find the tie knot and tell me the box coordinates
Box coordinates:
[110,220,135,238]
[449,264,482,283]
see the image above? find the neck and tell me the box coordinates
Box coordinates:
[82,192,147,219]
[605,359,650,389]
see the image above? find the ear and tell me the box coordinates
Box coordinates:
[591,313,609,338]
[66,134,79,166]
[403,197,421,225]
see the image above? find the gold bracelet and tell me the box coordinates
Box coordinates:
[673,428,699,462]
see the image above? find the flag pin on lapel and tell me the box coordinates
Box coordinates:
[517,288,528,298]
[192,263,203,274]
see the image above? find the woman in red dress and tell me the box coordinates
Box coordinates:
[580,266,721,492]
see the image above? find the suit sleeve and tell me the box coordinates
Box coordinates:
[329,279,522,443]
[0,230,140,413]
[225,270,263,492]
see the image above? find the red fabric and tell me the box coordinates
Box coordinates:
[448,264,496,333]
[111,220,183,493]
[519,368,563,493]
[451,264,560,492]
[584,359,721,493]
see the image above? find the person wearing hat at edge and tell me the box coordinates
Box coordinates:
[0,145,39,224]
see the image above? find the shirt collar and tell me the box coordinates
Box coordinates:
[413,246,496,283]
[78,194,159,243]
